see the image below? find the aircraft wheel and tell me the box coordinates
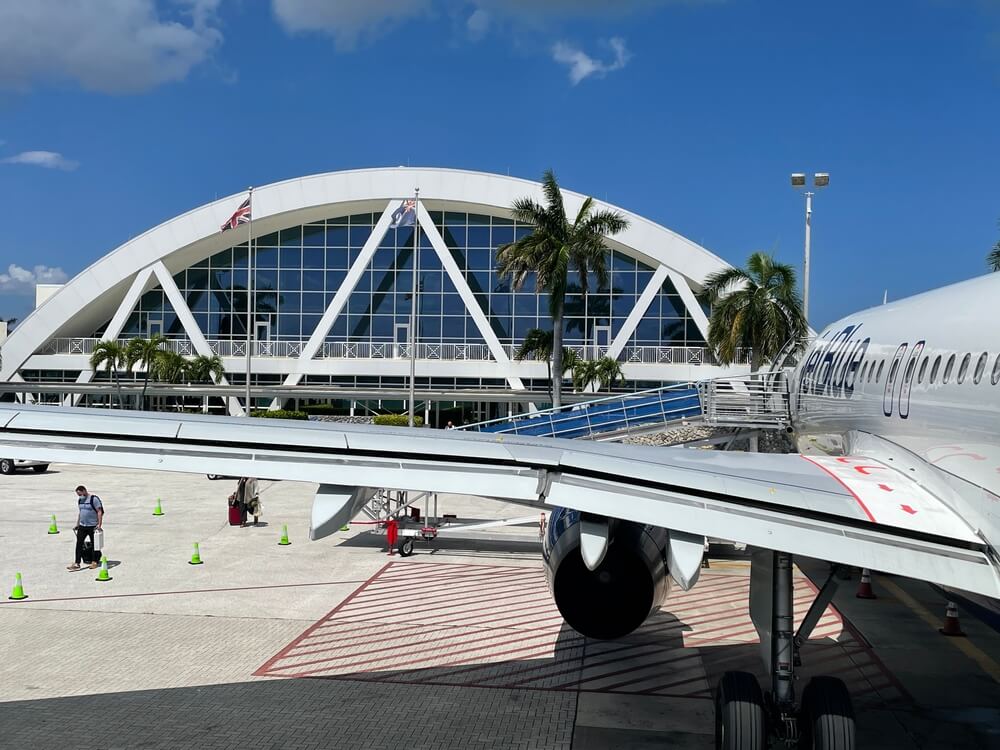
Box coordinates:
[398,539,415,557]
[714,671,767,750]
[800,676,855,749]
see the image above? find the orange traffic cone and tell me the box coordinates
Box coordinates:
[939,601,966,637]
[856,568,877,599]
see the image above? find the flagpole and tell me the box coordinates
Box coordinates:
[244,186,254,417]
[407,188,420,428]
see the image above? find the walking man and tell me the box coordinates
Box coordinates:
[68,485,103,571]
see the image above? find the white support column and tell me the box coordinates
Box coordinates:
[67,266,157,406]
[417,203,526,391]
[606,264,669,361]
[283,200,397,387]
[667,269,710,341]
[152,262,242,416]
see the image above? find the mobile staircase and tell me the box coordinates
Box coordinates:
[458,373,792,442]
[458,382,704,441]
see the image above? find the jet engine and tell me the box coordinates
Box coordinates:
[542,507,703,640]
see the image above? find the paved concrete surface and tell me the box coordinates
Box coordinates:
[1,464,999,749]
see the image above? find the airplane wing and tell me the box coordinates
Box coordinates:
[1,404,998,599]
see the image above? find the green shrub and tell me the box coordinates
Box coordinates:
[250,409,309,420]
[373,414,425,427]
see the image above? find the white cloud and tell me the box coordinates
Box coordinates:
[272,0,432,49]
[1,151,79,171]
[552,37,631,84]
[270,0,673,47]
[467,8,491,39]
[0,0,223,94]
[0,264,69,295]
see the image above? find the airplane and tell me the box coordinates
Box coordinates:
[1,271,999,750]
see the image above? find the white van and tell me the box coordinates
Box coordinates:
[0,458,49,475]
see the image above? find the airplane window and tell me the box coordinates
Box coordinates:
[993,354,1000,386]
[918,356,929,384]
[974,352,988,384]
[888,359,901,384]
[957,353,971,384]
[861,361,870,383]
[904,357,917,384]
[943,354,956,383]
[876,360,884,383]
[930,355,942,383]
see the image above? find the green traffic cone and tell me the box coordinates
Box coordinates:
[95,555,112,582]
[188,542,203,565]
[47,514,60,535]
[278,524,291,546]
[340,524,351,532]
[8,572,27,600]
[152,498,164,516]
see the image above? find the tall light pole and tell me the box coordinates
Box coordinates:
[790,172,829,323]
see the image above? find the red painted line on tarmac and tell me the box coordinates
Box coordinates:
[267,622,564,672]
[800,454,878,523]
[335,580,549,616]
[0,578,371,606]
[589,656,705,693]
[364,567,539,591]
[437,599,559,627]
[565,651,703,691]
[271,626,571,679]
[253,562,393,677]
[507,642,674,687]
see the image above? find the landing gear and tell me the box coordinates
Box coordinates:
[800,676,855,749]
[397,538,415,557]
[715,671,767,750]
[713,551,856,749]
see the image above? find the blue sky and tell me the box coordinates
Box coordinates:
[1,0,999,328]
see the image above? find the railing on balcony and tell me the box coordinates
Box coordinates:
[697,373,791,428]
[35,337,751,366]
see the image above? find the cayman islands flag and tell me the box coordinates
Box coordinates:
[390,199,416,229]
[221,197,251,232]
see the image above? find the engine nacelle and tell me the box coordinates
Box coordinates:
[543,507,672,640]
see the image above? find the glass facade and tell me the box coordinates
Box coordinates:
[112,209,705,348]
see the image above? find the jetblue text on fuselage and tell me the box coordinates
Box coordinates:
[797,323,869,401]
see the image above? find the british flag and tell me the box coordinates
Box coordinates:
[221,197,251,232]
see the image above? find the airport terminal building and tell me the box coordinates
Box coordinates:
[0,167,748,420]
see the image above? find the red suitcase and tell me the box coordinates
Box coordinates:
[229,504,245,526]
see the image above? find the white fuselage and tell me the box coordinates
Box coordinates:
[790,273,1000,553]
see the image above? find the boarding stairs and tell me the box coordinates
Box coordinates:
[458,373,791,441]
[459,382,703,441]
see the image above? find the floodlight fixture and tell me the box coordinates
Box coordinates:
[814,173,830,188]
[790,173,806,188]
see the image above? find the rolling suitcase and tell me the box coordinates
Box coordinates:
[229,504,245,526]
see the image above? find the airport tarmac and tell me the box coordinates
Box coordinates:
[1,465,999,749]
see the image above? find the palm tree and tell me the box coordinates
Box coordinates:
[151,349,189,385]
[497,170,629,408]
[187,354,225,384]
[697,251,808,372]
[988,240,1000,272]
[515,328,584,403]
[89,340,130,409]
[126,335,167,410]
[571,356,625,392]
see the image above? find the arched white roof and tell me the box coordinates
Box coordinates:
[1,167,730,379]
